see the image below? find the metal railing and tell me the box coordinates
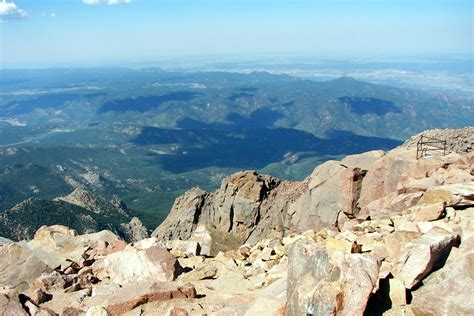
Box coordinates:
[416,135,447,159]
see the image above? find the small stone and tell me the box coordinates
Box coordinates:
[225,249,246,261]
[64,267,76,275]
[181,265,218,282]
[247,248,261,264]
[411,202,446,221]
[60,306,84,316]
[446,207,456,219]
[78,266,93,277]
[86,306,109,316]
[341,230,357,243]
[273,244,286,257]
[396,221,419,232]
[325,236,355,253]
[64,282,82,293]
[389,278,406,306]
[238,245,251,257]
[28,288,52,305]
[167,307,189,316]
[258,247,273,261]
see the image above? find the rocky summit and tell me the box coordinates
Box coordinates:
[1,128,473,315]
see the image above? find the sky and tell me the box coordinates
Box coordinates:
[0,0,473,68]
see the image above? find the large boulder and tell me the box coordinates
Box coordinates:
[358,154,441,213]
[393,227,459,289]
[25,225,91,269]
[0,288,27,316]
[289,161,351,232]
[286,240,379,315]
[0,243,52,291]
[340,150,385,171]
[92,243,182,284]
[411,235,474,314]
[103,282,196,315]
[419,183,474,207]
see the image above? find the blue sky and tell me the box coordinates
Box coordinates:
[0,0,472,67]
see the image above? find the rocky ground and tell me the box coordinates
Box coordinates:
[1,128,473,315]
[402,127,474,154]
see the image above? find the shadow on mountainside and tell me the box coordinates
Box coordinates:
[133,127,401,173]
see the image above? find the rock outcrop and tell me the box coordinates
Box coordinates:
[0,189,149,243]
[55,188,130,217]
[154,130,473,252]
[120,217,149,242]
[153,156,381,250]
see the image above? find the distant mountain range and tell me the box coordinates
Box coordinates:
[0,68,473,228]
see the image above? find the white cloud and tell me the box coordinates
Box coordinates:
[0,0,27,20]
[41,11,56,17]
[83,0,132,5]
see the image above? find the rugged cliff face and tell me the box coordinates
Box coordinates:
[153,128,473,252]
[1,128,473,315]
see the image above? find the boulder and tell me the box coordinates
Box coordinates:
[0,243,52,291]
[393,228,459,289]
[26,288,53,305]
[92,245,182,284]
[388,278,406,306]
[358,154,442,212]
[180,264,218,282]
[286,240,379,316]
[410,201,445,221]
[411,236,474,315]
[103,282,196,315]
[290,161,363,232]
[0,237,13,245]
[76,230,120,245]
[153,171,286,246]
[340,150,385,171]
[168,240,199,257]
[25,225,88,269]
[420,183,474,207]
[0,288,28,316]
[31,271,66,292]
[384,230,423,264]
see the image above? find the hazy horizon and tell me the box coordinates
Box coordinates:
[1,0,473,68]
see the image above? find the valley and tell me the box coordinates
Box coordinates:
[1,68,472,229]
